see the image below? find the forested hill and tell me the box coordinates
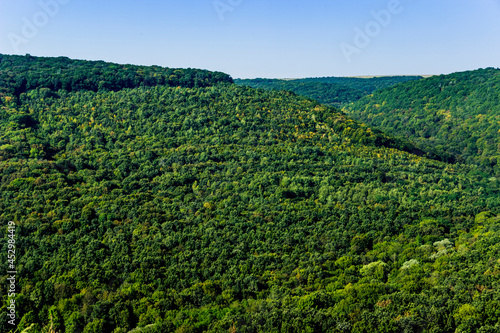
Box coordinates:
[295,75,424,94]
[1,56,500,332]
[234,79,366,107]
[343,68,500,175]
[235,76,423,107]
[0,53,233,97]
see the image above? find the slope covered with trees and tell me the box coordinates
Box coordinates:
[0,54,233,97]
[235,76,423,107]
[0,56,499,332]
[234,79,366,107]
[343,68,500,176]
[296,76,424,95]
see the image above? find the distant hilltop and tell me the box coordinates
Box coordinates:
[240,75,435,80]
[235,75,424,107]
[343,74,435,79]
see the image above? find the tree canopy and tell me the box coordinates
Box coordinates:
[343,68,500,176]
[235,75,423,107]
[0,55,499,332]
[0,54,233,98]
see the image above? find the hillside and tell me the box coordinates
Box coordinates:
[0,54,233,97]
[343,68,500,176]
[234,79,366,107]
[295,76,424,94]
[235,76,423,107]
[1,56,500,332]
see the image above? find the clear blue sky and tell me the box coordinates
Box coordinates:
[1,0,499,78]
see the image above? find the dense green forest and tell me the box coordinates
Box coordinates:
[0,54,233,97]
[1,55,500,332]
[235,76,423,107]
[343,68,500,176]
[234,79,366,107]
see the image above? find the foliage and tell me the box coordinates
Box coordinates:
[235,76,423,107]
[0,54,233,98]
[0,56,499,332]
[343,68,500,176]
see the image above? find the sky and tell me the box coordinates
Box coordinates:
[0,0,499,78]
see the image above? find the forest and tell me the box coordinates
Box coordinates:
[0,54,233,97]
[1,54,500,332]
[235,76,423,107]
[343,68,500,176]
